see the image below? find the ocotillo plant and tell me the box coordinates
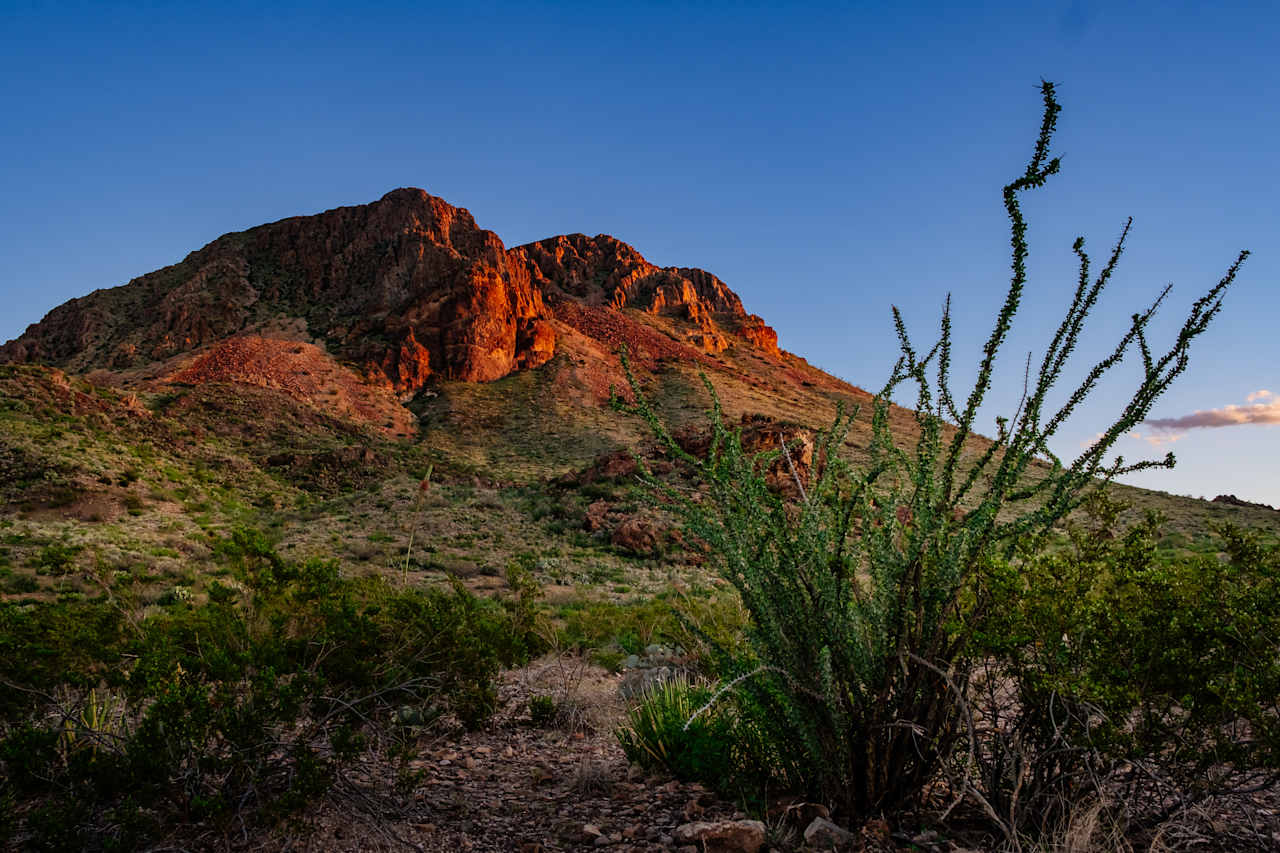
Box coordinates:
[616,80,1248,819]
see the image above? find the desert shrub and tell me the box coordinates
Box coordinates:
[0,599,130,712]
[557,596,680,652]
[528,694,558,726]
[31,541,81,575]
[968,496,1280,837]
[500,552,551,662]
[617,676,744,793]
[0,527,527,849]
[549,586,747,670]
[1,573,39,595]
[666,586,751,671]
[616,80,1250,836]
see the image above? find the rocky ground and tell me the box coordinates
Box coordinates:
[247,655,1280,853]
[254,658,944,853]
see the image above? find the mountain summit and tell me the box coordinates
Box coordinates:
[1,188,779,397]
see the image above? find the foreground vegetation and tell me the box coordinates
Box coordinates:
[0,527,548,849]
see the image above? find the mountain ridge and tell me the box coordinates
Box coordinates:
[0,188,780,400]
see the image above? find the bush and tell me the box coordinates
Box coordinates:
[528,694,558,726]
[617,676,742,792]
[969,495,1280,836]
[0,527,529,849]
[617,80,1251,837]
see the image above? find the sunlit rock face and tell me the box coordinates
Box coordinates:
[1,188,779,386]
[511,233,778,356]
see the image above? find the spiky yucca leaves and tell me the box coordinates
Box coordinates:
[617,81,1247,820]
[616,676,739,789]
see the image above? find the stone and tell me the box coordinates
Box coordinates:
[618,665,674,700]
[611,515,660,556]
[673,820,766,853]
[787,801,830,823]
[585,500,613,532]
[803,817,856,849]
[381,327,431,391]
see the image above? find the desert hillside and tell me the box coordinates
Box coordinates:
[2,189,1277,852]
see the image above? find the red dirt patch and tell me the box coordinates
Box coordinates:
[165,337,416,437]
[553,302,715,371]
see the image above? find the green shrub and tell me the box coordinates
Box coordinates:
[554,594,705,658]
[969,497,1280,835]
[617,676,740,792]
[618,80,1249,834]
[1,573,38,594]
[528,694,558,726]
[0,527,531,848]
[31,541,80,575]
[590,648,627,672]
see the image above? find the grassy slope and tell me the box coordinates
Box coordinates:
[3,311,1277,609]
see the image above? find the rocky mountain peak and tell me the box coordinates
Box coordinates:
[1,189,780,397]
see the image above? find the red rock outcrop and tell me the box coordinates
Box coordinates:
[2,189,555,389]
[511,233,779,357]
[670,414,817,497]
[380,328,431,392]
[611,515,661,556]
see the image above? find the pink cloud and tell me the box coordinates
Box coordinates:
[1141,432,1185,448]
[1080,430,1142,450]
[1145,393,1280,431]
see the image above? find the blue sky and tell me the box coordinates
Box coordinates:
[2,1,1276,505]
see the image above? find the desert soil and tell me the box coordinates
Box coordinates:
[272,658,754,853]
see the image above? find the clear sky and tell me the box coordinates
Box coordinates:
[2,1,1276,505]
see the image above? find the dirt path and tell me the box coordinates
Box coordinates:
[283,658,749,853]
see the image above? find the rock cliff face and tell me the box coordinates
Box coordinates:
[512,233,778,356]
[1,188,779,390]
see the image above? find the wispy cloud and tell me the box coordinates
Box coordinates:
[1145,391,1280,431]
[1140,432,1185,448]
[1080,430,1141,450]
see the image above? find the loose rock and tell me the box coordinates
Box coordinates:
[804,816,856,850]
[674,819,767,853]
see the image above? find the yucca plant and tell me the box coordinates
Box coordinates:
[58,687,126,760]
[617,81,1247,824]
[616,675,740,791]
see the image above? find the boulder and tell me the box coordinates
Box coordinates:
[611,515,659,555]
[673,819,766,853]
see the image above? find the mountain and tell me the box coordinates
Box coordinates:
[1,188,779,410]
[2,190,1277,609]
